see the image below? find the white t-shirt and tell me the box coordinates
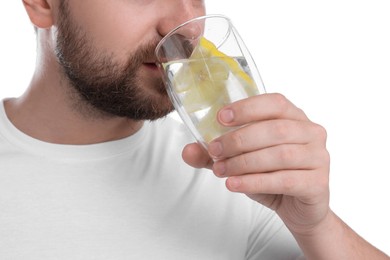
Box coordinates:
[0,100,303,259]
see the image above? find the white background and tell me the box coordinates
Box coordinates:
[1,1,389,255]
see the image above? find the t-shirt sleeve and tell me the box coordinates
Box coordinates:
[245,202,305,260]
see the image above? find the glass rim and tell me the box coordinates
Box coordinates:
[154,14,232,62]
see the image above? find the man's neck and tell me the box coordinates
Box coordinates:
[5,29,145,145]
[4,75,143,145]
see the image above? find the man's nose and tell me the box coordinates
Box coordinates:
[156,0,205,39]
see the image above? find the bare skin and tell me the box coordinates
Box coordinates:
[182,95,389,259]
[6,0,205,144]
[4,0,388,258]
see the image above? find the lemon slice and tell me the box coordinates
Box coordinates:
[179,57,229,113]
[177,37,258,109]
[192,37,258,93]
[173,36,259,142]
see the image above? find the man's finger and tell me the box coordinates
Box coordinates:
[182,142,214,169]
[218,93,309,127]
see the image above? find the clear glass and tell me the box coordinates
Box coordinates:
[155,15,266,149]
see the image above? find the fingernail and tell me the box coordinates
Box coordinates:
[213,161,226,176]
[208,141,223,158]
[220,109,234,124]
[228,177,242,190]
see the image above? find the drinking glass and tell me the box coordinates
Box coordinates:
[155,15,266,149]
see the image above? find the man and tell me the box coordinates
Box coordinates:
[0,0,388,259]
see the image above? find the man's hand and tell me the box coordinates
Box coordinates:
[182,93,331,235]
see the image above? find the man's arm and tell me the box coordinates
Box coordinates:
[292,210,389,259]
[182,93,389,259]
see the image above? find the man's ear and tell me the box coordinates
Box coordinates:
[22,0,54,29]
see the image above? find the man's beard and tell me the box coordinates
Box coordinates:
[54,1,174,120]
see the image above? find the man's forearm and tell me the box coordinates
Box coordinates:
[292,210,389,260]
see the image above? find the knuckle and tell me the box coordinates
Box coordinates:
[271,93,290,114]
[313,123,328,142]
[238,154,251,169]
[230,130,245,150]
[278,146,295,164]
[320,149,331,167]
[303,143,330,177]
[272,120,290,140]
